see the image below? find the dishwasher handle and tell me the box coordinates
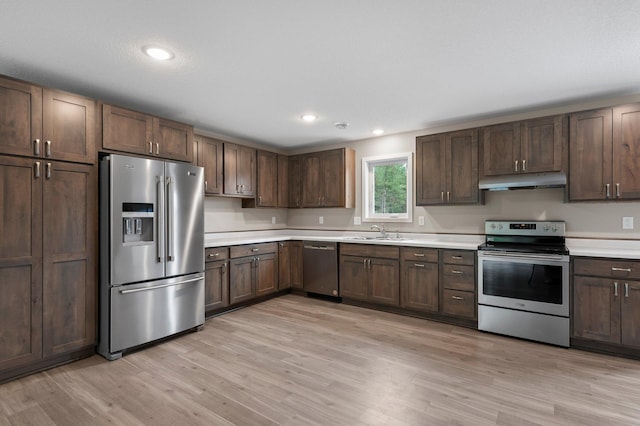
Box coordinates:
[304,244,335,251]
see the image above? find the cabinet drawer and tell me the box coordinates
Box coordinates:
[230,242,277,258]
[574,257,640,280]
[442,250,475,266]
[205,247,229,262]
[442,289,475,319]
[401,247,438,262]
[442,264,475,291]
[340,243,399,259]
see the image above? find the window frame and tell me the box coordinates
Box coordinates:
[362,152,413,223]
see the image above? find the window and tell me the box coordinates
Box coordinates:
[362,152,413,223]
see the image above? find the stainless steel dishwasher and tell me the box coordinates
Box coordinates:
[303,241,339,296]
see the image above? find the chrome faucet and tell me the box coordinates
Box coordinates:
[370,224,387,238]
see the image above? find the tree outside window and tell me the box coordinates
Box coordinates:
[363,153,413,223]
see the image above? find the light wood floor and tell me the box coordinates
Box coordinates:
[2,294,640,425]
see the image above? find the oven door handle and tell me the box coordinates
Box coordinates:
[479,251,567,262]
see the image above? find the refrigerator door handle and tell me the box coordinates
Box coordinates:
[166,176,174,262]
[156,175,165,262]
[118,276,202,294]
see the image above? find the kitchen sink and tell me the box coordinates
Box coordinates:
[344,236,411,241]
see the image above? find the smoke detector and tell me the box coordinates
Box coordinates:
[334,121,349,130]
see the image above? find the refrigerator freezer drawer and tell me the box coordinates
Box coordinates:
[108,273,205,355]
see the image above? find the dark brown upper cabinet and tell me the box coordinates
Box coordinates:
[223,142,256,197]
[288,155,302,208]
[0,76,96,164]
[243,151,289,208]
[481,114,566,177]
[102,104,193,163]
[416,129,480,205]
[299,148,356,208]
[569,104,640,201]
[194,134,224,195]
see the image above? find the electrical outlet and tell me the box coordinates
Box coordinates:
[271,216,276,225]
[319,216,324,225]
[418,216,425,226]
[623,216,634,229]
[354,216,361,225]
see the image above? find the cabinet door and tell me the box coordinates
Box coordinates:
[446,129,479,204]
[277,155,289,208]
[278,242,291,290]
[569,108,612,201]
[288,156,302,208]
[42,162,96,356]
[621,280,640,348]
[223,143,241,195]
[368,258,400,306]
[229,257,255,304]
[102,105,153,156]
[196,135,223,195]
[402,261,439,312]
[573,276,620,344]
[339,256,367,301]
[521,115,564,174]
[238,146,256,196]
[43,90,96,164]
[256,150,277,207]
[613,104,640,200]
[0,78,42,158]
[256,253,278,297]
[205,260,229,312]
[290,241,304,289]
[301,153,322,207]
[481,122,520,176]
[0,156,43,372]
[320,149,345,207]
[416,134,446,205]
[157,118,193,163]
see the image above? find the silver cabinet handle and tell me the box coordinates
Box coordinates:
[451,270,464,274]
[207,252,219,258]
[148,141,153,154]
[614,282,619,297]
[605,184,611,199]
[221,262,227,273]
[625,282,629,298]
[119,276,202,294]
[259,196,262,205]
[515,160,519,172]
[414,253,425,257]
[204,180,208,191]
[522,159,526,172]
[612,267,632,272]
[34,139,40,155]
[155,142,160,155]
[251,248,259,252]
[34,161,41,178]
[452,295,464,300]
[447,191,450,202]
[166,176,173,262]
[451,255,463,260]
[414,263,425,268]
[441,191,444,201]
[368,259,372,269]
[45,140,51,157]
[46,162,51,179]
[363,259,367,268]
[616,183,621,198]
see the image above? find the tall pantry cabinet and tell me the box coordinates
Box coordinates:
[0,75,97,381]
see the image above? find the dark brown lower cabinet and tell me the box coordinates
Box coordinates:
[440,250,476,320]
[573,257,640,349]
[0,156,96,381]
[229,256,255,305]
[290,241,303,289]
[204,247,229,313]
[401,248,439,312]
[255,253,277,297]
[278,242,291,290]
[229,243,278,304]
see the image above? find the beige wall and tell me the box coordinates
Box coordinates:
[205,93,640,239]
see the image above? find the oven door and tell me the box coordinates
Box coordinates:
[478,251,569,317]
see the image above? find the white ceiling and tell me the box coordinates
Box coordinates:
[2,1,640,149]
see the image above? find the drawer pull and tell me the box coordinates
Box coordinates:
[451,295,464,300]
[414,253,425,257]
[625,282,629,298]
[207,253,219,258]
[414,263,425,268]
[451,270,464,274]
[451,255,463,260]
[611,267,631,272]
[614,282,619,297]
[251,248,259,252]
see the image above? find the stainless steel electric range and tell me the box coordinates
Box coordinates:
[477,220,570,347]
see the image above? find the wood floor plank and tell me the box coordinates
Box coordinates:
[2,294,640,425]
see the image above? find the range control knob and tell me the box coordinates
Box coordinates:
[551,225,558,232]
[543,225,549,231]
[490,223,496,230]
[498,224,504,230]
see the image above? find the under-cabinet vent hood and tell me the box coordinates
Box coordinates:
[478,172,567,191]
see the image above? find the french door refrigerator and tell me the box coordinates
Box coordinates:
[98,154,204,360]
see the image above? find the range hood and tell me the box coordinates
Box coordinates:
[478,172,567,191]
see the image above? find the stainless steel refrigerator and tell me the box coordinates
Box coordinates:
[97,154,204,360]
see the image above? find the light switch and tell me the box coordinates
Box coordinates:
[271,216,276,224]
[623,217,634,229]
[354,216,361,225]
[418,216,425,226]
[319,216,324,225]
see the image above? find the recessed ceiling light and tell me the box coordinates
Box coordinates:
[143,46,174,61]
[301,114,318,122]
[372,129,385,136]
